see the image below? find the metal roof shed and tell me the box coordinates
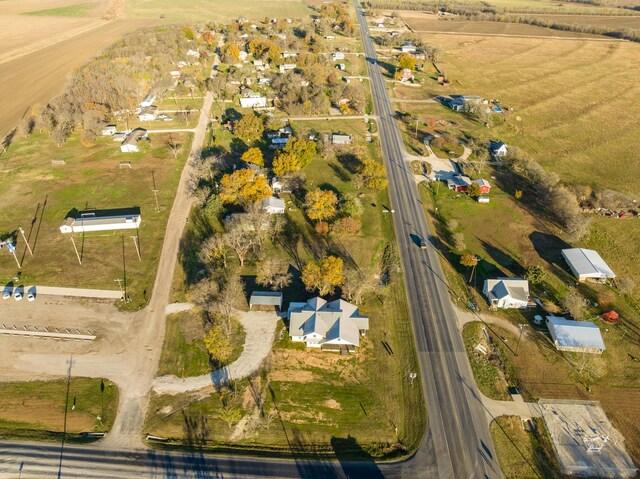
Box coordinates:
[249,291,283,310]
[561,248,615,282]
[546,316,605,354]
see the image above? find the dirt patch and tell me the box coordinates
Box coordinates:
[324,399,341,410]
[269,369,316,383]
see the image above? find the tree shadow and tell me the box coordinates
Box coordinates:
[331,436,385,479]
[529,231,571,269]
[178,209,214,286]
[328,162,350,183]
[336,152,362,174]
[479,239,524,278]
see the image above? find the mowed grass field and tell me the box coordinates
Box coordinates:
[0,130,192,309]
[125,0,313,23]
[0,378,118,442]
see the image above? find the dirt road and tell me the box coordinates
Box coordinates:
[0,19,150,141]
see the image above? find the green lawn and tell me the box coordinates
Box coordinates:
[0,129,194,310]
[491,416,562,479]
[0,378,118,443]
[24,2,97,17]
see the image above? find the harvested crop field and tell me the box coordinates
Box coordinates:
[401,12,603,38]
[523,13,640,29]
[0,19,151,140]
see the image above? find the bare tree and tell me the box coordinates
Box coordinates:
[217,272,245,332]
[224,222,255,267]
[199,234,227,268]
[342,267,379,305]
[167,135,183,160]
[563,288,588,320]
[256,258,292,290]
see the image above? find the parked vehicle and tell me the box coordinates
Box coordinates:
[14,290,22,301]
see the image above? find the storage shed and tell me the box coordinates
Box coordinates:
[561,248,616,282]
[249,291,283,311]
[546,316,605,354]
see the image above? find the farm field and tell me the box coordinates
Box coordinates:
[0,19,152,141]
[400,13,602,38]
[0,378,119,442]
[124,0,313,23]
[0,130,193,310]
[521,13,640,29]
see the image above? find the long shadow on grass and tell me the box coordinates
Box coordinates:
[178,209,214,286]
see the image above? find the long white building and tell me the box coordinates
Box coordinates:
[59,210,141,234]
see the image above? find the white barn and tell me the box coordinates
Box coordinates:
[60,210,141,234]
[546,316,605,354]
[561,248,616,282]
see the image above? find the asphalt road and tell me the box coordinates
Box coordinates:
[352,1,502,478]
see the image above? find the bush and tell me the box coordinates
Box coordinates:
[337,217,362,234]
[315,221,330,234]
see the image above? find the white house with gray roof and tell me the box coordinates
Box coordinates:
[483,278,530,309]
[288,297,369,352]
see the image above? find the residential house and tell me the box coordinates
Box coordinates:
[267,127,292,148]
[59,208,141,234]
[489,141,508,158]
[400,68,414,82]
[138,106,158,122]
[561,248,616,282]
[271,177,292,194]
[282,51,297,59]
[401,41,416,53]
[332,51,345,61]
[257,76,271,85]
[140,92,156,108]
[249,291,283,311]
[288,297,369,352]
[483,278,530,309]
[331,133,352,145]
[240,92,267,108]
[279,63,296,73]
[261,196,286,214]
[112,132,127,142]
[101,125,117,136]
[120,128,147,153]
[336,63,346,71]
[546,316,605,354]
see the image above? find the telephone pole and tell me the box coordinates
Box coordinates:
[18,227,33,256]
[130,235,141,261]
[151,170,159,213]
[121,235,128,302]
[70,237,82,265]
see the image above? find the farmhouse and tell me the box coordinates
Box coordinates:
[332,51,345,61]
[249,291,283,311]
[489,140,508,157]
[546,316,605,354]
[288,297,369,352]
[101,125,117,136]
[331,133,352,145]
[561,248,616,282]
[240,92,267,108]
[401,41,416,53]
[400,68,414,82]
[446,176,491,193]
[120,128,147,153]
[59,208,141,234]
[261,196,286,214]
[138,106,158,122]
[483,278,530,309]
[279,63,296,73]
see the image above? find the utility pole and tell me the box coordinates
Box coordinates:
[70,237,82,265]
[415,118,418,139]
[121,235,127,302]
[18,227,32,256]
[516,324,526,356]
[130,235,141,261]
[151,170,159,213]
[6,241,21,269]
[114,278,123,293]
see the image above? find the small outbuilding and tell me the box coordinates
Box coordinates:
[261,196,286,214]
[249,291,283,311]
[101,125,117,136]
[546,316,605,354]
[561,248,616,282]
[602,310,619,325]
[489,140,508,157]
[331,133,352,145]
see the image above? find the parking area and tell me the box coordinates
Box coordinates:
[540,399,638,478]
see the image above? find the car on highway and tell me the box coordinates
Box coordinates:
[420,238,428,249]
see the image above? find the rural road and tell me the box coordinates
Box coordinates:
[354,0,502,477]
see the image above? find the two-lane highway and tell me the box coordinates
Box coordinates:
[353,1,502,478]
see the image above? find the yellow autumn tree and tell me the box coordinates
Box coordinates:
[221,41,240,62]
[398,53,416,71]
[204,324,233,364]
[360,159,388,191]
[219,168,272,205]
[304,188,338,222]
[272,151,302,176]
[302,256,345,296]
[241,147,264,167]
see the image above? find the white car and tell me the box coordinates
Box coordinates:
[2,289,10,300]
[27,291,35,302]
[14,290,22,301]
